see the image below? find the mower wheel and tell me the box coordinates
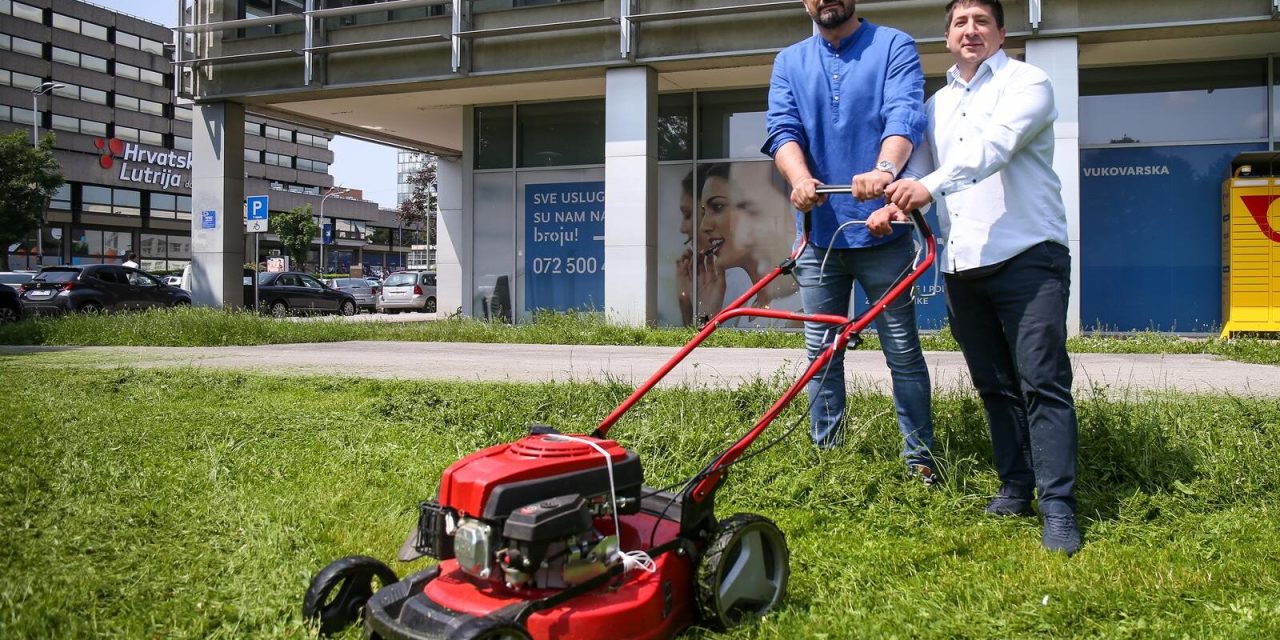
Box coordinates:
[447,616,533,640]
[303,555,398,636]
[695,513,790,630]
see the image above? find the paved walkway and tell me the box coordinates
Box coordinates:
[4,342,1277,396]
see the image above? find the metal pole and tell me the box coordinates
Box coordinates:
[254,233,260,310]
[31,91,40,269]
[29,82,63,268]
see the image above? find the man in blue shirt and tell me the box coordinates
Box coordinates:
[763,0,934,482]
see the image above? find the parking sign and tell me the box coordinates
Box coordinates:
[246,195,269,233]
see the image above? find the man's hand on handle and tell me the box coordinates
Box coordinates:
[867,203,911,237]
[789,176,827,213]
[884,178,933,213]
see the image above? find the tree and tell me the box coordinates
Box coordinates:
[397,155,438,249]
[270,204,318,271]
[0,131,64,271]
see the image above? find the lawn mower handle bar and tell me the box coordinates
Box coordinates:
[594,188,936,503]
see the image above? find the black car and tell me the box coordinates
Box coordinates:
[0,284,22,322]
[256,271,357,317]
[20,264,192,315]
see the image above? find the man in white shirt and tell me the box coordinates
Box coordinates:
[122,252,140,269]
[869,0,1080,555]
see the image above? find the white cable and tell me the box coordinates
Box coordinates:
[544,435,656,575]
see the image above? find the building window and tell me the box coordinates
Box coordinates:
[474,105,514,170]
[53,83,108,105]
[265,152,292,168]
[8,35,42,57]
[696,88,770,160]
[517,100,605,167]
[264,125,292,142]
[72,228,132,264]
[82,187,141,217]
[116,63,141,81]
[2,70,42,91]
[115,126,141,142]
[1080,60,1268,146]
[11,1,42,23]
[173,136,192,151]
[139,130,164,146]
[297,158,329,173]
[175,107,193,122]
[150,193,178,220]
[116,31,140,49]
[244,148,262,163]
[140,233,191,273]
[50,184,71,211]
[51,12,109,40]
[658,93,693,161]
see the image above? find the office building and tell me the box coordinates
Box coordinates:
[0,0,414,282]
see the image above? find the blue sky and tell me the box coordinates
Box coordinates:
[89,0,401,209]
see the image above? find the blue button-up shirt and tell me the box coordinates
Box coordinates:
[763,19,926,249]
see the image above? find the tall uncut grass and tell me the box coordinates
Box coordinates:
[1,363,1277,637]
[0,307,1277,364]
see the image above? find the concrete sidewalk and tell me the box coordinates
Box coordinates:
[4,341,1277,396]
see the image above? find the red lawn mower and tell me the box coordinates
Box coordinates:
[303,189,935,640]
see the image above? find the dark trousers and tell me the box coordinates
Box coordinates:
[944,241,1078,515]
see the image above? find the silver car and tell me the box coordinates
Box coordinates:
[328,277,377,312]
[379,271,437,313]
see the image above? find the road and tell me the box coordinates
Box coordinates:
[4,342,1277,396]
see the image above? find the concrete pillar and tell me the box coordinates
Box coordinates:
[437,154,466,317]
[190,102,246,308]
[603,66,658,326]
[1026,37,1081,336]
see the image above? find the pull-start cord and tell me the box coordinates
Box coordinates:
[545,435,656,575]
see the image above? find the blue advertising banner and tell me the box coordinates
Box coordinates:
[322,223,333,245]
[524,181,606,312]
[1080,143,1265,332]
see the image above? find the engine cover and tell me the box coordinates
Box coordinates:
[437,434,643,521]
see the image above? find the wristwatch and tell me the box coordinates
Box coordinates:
[875,160,899,177]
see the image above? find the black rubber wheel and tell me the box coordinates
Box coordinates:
[425,297,437,313]
[78,300,103,314]
[0,305,19,323]
[269,300,289,318]
[339,300,356,316]
[171,299,191,308]
[695,513,790,630]
[303,555,398,636]
[447,616,533,640]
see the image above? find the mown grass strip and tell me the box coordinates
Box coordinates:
[1,307,1277,364]
[1,365,1278,637]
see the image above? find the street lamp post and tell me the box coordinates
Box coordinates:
[29,82,64,269]
[318,185,348,275]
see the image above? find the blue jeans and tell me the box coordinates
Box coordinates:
[794,235,934,467]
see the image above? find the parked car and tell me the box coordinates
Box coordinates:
[378,270,437,313]
[0,284,22,322]
[0,271,36,291]
[19,265,192,315]
[256,271,357,317]
[365,277,382,297]
[328,277,377,312]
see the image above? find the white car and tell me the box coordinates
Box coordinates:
[161,275,183,287]
[378,271,437,313]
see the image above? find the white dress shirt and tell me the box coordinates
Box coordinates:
[905,49,1068,273]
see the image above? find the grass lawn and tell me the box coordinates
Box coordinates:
[1,361,1277,638]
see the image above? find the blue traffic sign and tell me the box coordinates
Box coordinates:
[246,195,269,220]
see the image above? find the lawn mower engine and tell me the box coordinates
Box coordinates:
[418,431,645,593]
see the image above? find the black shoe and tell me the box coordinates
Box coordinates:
[985,487,1034,517]
[1042,513,1082,556]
